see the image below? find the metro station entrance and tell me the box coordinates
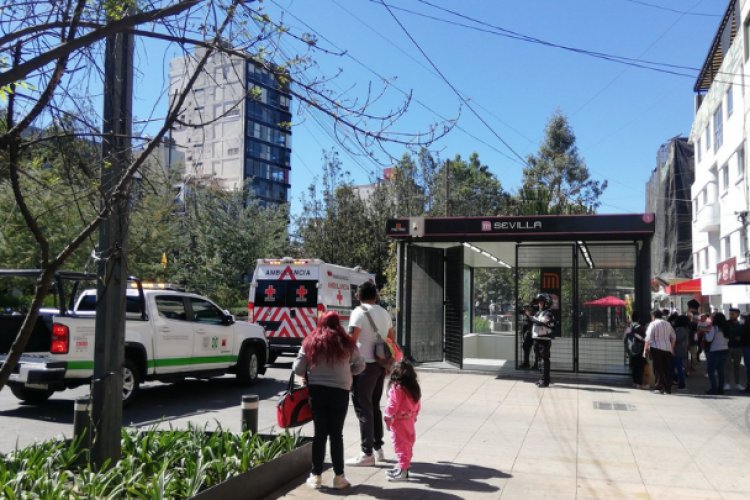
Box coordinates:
[388,214,654,375]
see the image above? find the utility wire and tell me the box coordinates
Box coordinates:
[619,0,719,17]
[398,0,700,77]
[377,0,529,166]
[270,0,531,165]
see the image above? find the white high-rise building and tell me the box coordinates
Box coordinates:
[690,0,750,311]
[169,47,291,203]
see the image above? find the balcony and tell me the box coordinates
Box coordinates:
[696,201,720,232]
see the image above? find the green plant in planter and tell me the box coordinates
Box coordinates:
[0,424,303,498]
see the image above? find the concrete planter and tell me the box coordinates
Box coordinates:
[191,437,312,500]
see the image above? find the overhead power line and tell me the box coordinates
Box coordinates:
[388,0,701,78]
[377,0,529,166]
[620,0,719,17]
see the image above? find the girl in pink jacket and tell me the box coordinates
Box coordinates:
[384,362,421,481]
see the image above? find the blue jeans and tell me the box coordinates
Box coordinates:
[707,350,728,393]
[671,355,686,388]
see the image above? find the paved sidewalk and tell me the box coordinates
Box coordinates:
[264,369,750,499]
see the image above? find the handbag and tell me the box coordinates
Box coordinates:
[276,372,313,428]
[361,306,397,371]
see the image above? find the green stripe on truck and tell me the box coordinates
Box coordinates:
[67,355,238,371]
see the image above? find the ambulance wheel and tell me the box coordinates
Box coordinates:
[237,346,259,386]
[122,358,141,407]
[10,385,54,404]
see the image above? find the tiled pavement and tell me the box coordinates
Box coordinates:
[264,369,750,499]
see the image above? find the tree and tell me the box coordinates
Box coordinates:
[430,152,508,217]
[0,1,448,393]
[519,110,607,214]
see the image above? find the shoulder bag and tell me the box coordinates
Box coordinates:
[361,306,395,372]
[277,372,313,428]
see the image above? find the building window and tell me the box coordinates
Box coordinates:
[738,147,745,179]
[713,107,723,151]
[727,85,734,117]
[226,108,240,118]
[227,147,239,155]
[721,236,731,260]
[694,252,700,274]
[703,248,709,271]
[705,126,711,152]
[721,164,729,192]
[693,198,698,219]
[696,138,702,163]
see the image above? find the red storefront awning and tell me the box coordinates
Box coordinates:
[665,278,702,295]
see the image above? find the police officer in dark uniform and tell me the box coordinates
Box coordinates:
[530,293,555,387]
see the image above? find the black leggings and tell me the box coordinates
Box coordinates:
[308,385,350,475]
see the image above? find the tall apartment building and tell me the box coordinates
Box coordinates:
[689,0,750,310]
[168,47,291,204]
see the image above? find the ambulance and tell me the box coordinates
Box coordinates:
[248,258,375,362]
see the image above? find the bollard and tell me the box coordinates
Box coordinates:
[241,395,259,434]
[73,397,92,458]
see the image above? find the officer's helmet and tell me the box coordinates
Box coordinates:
[534,293,552,309]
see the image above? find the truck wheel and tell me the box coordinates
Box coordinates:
[237,346,259,386]
[9,385,54,404]
[122,359,141,407]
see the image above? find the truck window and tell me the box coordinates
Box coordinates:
[285,281,317,308]
[190,298,224,325]
[155,296,187,321]
[76,294,143,314]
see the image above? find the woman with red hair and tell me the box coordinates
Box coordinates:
[293,311,365,490]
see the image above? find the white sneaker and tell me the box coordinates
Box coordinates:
[306,474,322,489]
[333,474,350,489]
[387,468,409,482]
[345,452,375,466]
[736,384,745,391]
[374,448,386,462]
[724,384,731,391]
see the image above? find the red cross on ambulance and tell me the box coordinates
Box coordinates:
[295,285,308,301]
[264,285,276,301]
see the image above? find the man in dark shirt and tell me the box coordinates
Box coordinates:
[741,314,750,393]
[726,308,744,391]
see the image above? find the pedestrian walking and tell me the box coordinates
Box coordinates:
[347,281,394,467]
[530,293,555,387]
[705,312,730,395]
[644,309,676,394]
[384,362,421,482]
[293,311,365,490]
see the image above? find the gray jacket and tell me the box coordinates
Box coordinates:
[293,345,365,391]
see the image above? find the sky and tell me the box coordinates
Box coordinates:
[132,0,729,216]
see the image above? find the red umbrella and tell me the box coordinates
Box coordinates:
[584,296,626,307]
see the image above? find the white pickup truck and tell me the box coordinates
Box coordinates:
[1,283,268,406]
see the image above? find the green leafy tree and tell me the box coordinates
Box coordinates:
[429,152,508,216]
[519,110,607,214]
